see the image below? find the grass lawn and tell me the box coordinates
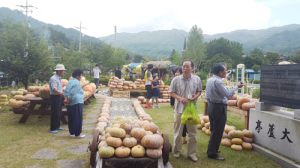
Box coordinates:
[145,100,281,168]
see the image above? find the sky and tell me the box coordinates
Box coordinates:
[1,0,300,37]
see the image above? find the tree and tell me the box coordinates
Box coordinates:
[185,25,206,69]
[0,21,52,89]
[292,50,300,63]
[252,65,260,73]
[169,52,182,66]
[265,52,280,64]
[133,55,145,63]
[170,49,176,57]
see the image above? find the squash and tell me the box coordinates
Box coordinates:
[105,133,112,139]
[205,122,210,129]
[242,137,253,143]
[221,138,232,147]
[222,132,230,139]
[228,130,244,139]
[131,145,145,157]
[197,124,203,129]
[98,146,115,158]
[146,148,162,158]
[123,137,137,147]
[99,136,106,142]
[139,85,145,90]
[142,123,158,133]
[106,137,123,147]
[14,95,24,100]
[242,102,255,110]
[22,94,35,100]
[89,83,96,92]
[83,85,93,93]
[10,100,24,109]
[39,85,50,99]
[95,127,104,134]
[98,141,108,150]
[14,91,24,95]
[109,128,126,138]
[202,127,207,132]
[243,129,254,138]
[98,117,109,124]
[131,128,147,140]
[28,86,36,92]
[61,79,68,87]
[224,125,236,133]
[242,142,252,150]
[18,89,28,95]
[203,116,210,123]
[201,120,205,126]
[142,117,152,122]
[231,144,242,151]
[146,131,153,135]
[205,129,211,136]
[237,97,250,108]
[141,134,164,148]
[228,100,237,106]
[231,138,243,145]
[229,94,237,100]
[115,146,131,158]
[120,119,134,133]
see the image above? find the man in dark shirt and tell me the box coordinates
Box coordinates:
[115,67,122,79]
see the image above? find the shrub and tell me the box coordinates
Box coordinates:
[201,80,206,90]
[253,88,260,98]
[253,80,260,84]
[124,76,136,82]
[163,78,171,86]
[198,70,207,80]
[99,75,112,86]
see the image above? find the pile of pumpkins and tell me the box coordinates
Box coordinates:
[0,94,9,106]
[228,94,259,110]
[98,117,163,159]
[158,80,170,99]
[10,89,33,109]
[137,96,170,104]
[132,100,156,122]
[82,83,97,98]
[98,84,106,88]
[109,76,138,90]
[197,114,212,136]
[94,98,112,134]
[221,128,253,151]
[134,79,145,90]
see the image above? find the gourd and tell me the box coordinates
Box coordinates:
[222,132,230,139]
[14,95,24,100]
[142,123,158,133]
[237,97,250,108]
[105,133,112,139]
[138,96,145,101]
[123,137,137,147]
[145,131,153,135]
[99,136,106,142]
[109,128,126,138]
[10,100,24,109]
[131,145,145,157]
[146,148,162,158]
[142,117,152,122]
[202,127,207,132]
[221,138,232,147]
[228,100,237,106]
[224,125,236,133]
[39,85,50,99]
[106,137,123,147]
[61,79,68,87]
[89,83,96,92]
[14,91,24,95]
[98,117,109,124]
[139,85,145,90]
[120,119,134,133]
[83,85,93,93]
[205,122,210,129]
[95,127,104,134]
[231,144,242,151]
[98,141,107,149]
[197,124,203,129]
[205,129,211,135]
[201,120,205,126]
[203,116,210,123]
[242,137,253,143]
[242,142,252,150]
[243,129,254,138]
[228,130,244,139]
[115,146,131,158]
[98,146,114,158]
[28,86,36,92]
[130,128,147,140]
[242,103,255,110]
[231,138,243,145]
[22,94,35,100]
[229,94,237,100]
[141,134,164,148]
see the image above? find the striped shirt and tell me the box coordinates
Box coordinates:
[63,78,84,105]
[169,74,202,113]
[205,75,238,104]
[49,74,62,95]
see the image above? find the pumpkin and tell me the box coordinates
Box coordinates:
[98,117,109,124]
[97,122,107,127]
[131,128,147,140]
[203,116,209,123]
[83,85,93,93]
[242,142,252,150]
[228,130,244,139]
[111,124,120,128]
[131,145,145,157]
[109,128,126,138]
[205,122,210,129]
[242,102,255,110]
[243,130,254,138]
[222,132,230,139]
[106,137,123,147]
[98,141,108,149]
[18,89,28,95]
[228,100,237,106]
[35,86,41,91]
[141,134,163,148]
[143,117,152,122]
[202,127,207,132]
[14,91,24,95]
[224,125,236,133]
[139,85,145,90]
[231,144,242,151]
[10,100,24,109]
[229,94,237,100]
[237,97,250,108]
[146,148,162,158]
[146,131,153,135]
[115,146,131,158]
[124,134,132,138]
[142,123,158,133]
[95,127,104,134]
[89,83,96,92]
[205,129,212,135]
[61,79,68,87]
[123,137,137,147]
[28,86,36,92]
[242,137,253,143]
[133,120,143,127]
[14,95,24,100]
[221,138,232,147]
[98,146,115,158]
[39,85,50,99]
[201,120,205,126]
[105,133,112,139]
[22,94,35,100]
[120,119,134,133]
[197,124,203,129]
[99,136,106,142]
[231,138,243,145]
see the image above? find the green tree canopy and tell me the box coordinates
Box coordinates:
[169,52,182,66]
[292,50,300,63]
[265,52,280,64]
[252,64,260,73]
[133,55,145,63]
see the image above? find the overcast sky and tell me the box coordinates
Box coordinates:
[1,0,300,37]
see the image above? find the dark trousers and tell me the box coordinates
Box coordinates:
[50,95,62,131]
[182,124,188,137]
[207,103,227,157]
[94,78,99,89]
[130,76,133,81]
[67,103,83,136]
[170,96,175,106]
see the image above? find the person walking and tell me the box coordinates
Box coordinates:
[129,68,135,81]
[49,64,66,134]
[64,69,85,138]
[144,64,154,108]
[205,62,244,160]
[169,60,202,162]
[115,67,122,79]
[92,64,101,89]
[151,73,160,108]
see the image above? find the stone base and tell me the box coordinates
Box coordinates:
[294,109,300,120]
[253,143,300,168]
[255,102,281,111]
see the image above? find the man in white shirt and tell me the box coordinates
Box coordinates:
[92,64,101,89]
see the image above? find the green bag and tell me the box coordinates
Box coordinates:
[181,101,200,125]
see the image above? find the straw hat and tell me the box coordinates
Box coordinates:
[54,64,66,70]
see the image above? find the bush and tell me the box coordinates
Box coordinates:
[253,80,260,84]
[201,80,206,90]
[253,88,260,98]
[124,76,136,82]
[198,70,207,80]
[164,78,171,86]
[99,75,112,86]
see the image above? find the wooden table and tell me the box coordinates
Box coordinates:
[109,88,147,96]
[10,89,97,124]
[201,98,250,130]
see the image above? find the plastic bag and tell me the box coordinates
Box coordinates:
[181,101,200,125]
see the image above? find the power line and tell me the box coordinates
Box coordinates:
[16,0,37,28]
[75,21,87,52]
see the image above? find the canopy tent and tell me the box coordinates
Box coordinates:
[278,61,291,65]
[141,61,172,69]
[128,63,143,72]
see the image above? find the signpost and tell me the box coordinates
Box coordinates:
[113,91,130,98]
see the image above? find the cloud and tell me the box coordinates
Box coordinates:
[273,20,280,26]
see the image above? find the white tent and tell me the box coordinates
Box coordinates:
[278,61,291,65]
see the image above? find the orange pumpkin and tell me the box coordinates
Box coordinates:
[83,85,93,93]
[61,79,68,87]
[39,85,50,99]
[139,85,145,90]
[90,83,96,92]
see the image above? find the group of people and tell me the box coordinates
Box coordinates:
[167,60,245,162]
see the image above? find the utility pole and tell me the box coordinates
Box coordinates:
[16,0,37,28]
[75,21,86,52]
[115,26,117,51]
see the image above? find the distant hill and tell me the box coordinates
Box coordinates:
[0,7,102,43]
[99,25,300,57]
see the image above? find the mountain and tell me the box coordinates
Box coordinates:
[0,7,102,43]
[99,25,300,57]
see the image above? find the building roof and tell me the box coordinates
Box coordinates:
[141,61,172,69]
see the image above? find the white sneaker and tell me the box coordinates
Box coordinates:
[75,135,85,138]
[152,105,155,108]
[70,134,75,137]
[173,152,180,158]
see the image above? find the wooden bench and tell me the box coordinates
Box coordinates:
[84,89,97,105]
[201,98,250,130]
